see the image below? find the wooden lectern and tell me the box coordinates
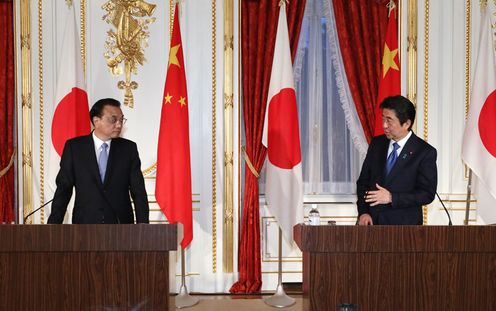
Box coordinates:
[0,224,177,311]
[294,224,496,311]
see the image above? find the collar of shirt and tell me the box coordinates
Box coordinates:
[387,130,412,158]
[92,132,112,156]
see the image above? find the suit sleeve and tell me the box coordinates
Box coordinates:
[356,141,375,216]
[391,147,437,208]
[129,143,149,223]
[47,141,75,224]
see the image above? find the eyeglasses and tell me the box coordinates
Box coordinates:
[103,116,127,125]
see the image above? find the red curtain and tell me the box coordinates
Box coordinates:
[0,0,15,223]
[230,0,305,294]
[332,0,388,142]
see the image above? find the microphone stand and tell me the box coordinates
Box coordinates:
[24,199,53,223]
[435,192,452,226]
[417,167,452,225]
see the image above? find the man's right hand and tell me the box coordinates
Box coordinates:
[358,213,373,225]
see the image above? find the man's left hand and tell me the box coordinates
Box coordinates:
[364,183,392,206]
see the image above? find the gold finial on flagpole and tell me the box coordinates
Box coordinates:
[279,0,289,7]
[387,0,396,17]
[175,0,184,18]
[66,0,73,8]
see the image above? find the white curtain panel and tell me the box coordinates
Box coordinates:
[292,0,366,195]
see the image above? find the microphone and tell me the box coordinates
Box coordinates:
[416,165,452,226]
[24,199,54,223]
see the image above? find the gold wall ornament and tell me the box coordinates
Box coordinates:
[102,0,156,108]
[20,0,33,223]
[407,0,418,106]
[211,0,218,274]
[38,0,45,223]
[422,0,430,224]
[223,0,234,273]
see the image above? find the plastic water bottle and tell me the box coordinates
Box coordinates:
[337,303,357,311]
[308,205,320,226]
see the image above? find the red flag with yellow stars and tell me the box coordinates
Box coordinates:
[374,2,401,136]
[155,3,192,248]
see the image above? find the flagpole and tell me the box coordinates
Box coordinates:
[175,246,199,308]
[464,169,473,225]
[264,227,295,308]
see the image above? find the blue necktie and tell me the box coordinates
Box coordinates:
[385,142,400,176]
[98,142,108,182]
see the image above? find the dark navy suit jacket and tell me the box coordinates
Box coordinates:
[48,134,149,224]
[356,133,437,225]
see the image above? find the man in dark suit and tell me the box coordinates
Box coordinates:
[48,98,149,224]
[357,95,437,225]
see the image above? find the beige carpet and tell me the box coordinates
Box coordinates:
[171,296,305,311]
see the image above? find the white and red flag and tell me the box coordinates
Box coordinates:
[48,3,90,192]
[155,3,193,248]
[462,4,496,218]
[262,3,303,244]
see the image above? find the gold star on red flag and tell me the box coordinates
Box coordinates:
[382,43,399,78]
[168,44,181,68]
[164,93,173,104]
[178,96,186,107]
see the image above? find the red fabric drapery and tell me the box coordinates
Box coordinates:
[0,1,15,223]
[332,0,389,142]
[231,0,305,293]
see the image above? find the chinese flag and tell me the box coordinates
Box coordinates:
[374,3,401,136]
[155,3,192,248]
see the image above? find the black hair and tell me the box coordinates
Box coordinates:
[89,98,121,125]
[379,95,416,130]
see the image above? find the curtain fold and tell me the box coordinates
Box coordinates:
[290,0,365,195]
[0,1,15,223]
[231,0,305,293]
[332,0,388,142]
[322,0,368,156]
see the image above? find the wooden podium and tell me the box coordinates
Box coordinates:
[294,224,496,311]
[0,224,177,311]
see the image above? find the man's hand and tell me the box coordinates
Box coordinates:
[364,183,392,206]
[358,213,373,225]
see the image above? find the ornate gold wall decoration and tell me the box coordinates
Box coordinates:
[223,0,234,273]
[464,0,471,180]
[422,0,430,224]
[102,0,156,108]
[20,0,33,224]
[407,0,417,106]
[211,0,218,274]
[38,0,45,223]
[80,0,87,74]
